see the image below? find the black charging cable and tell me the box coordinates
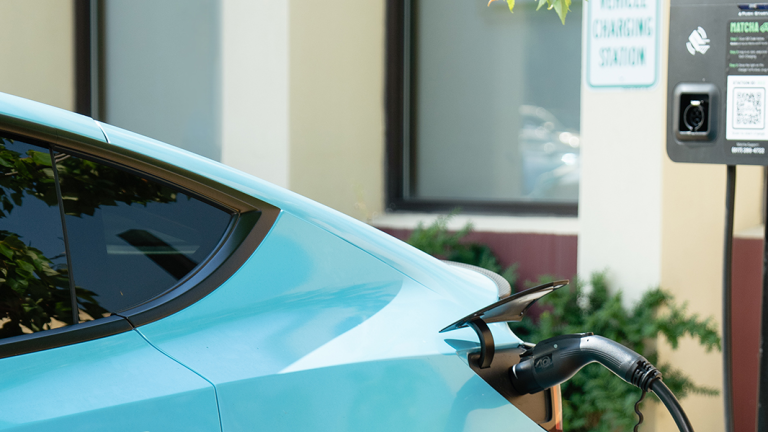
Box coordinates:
[509,333,694,432]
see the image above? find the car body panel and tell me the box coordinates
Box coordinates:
[0,92,544,431]
[216,355,542,432]
[0,330,220,432]
[138,212,408,382]
[137,212,528,430]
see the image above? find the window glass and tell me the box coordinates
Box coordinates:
[410,0,582,203]
[54,153,232,314]
[0,138,74,338]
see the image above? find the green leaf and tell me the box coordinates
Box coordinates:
[14,267,33,279]
[17,260,36,274]
[29,151,52,167]
[506,0,515,12]
[553,0,570,24]
[0,242,13,260]
[537,0,549,11]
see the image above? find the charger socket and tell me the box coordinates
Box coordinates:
[673,83,718,143]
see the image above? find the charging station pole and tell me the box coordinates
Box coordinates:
[667,3,768,431]
[760,175,768,430]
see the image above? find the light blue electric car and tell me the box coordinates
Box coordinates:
[0,92,564,431]
[0,93,692,432]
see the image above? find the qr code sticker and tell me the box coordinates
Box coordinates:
[734,88,766,129]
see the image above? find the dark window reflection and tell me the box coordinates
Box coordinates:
[54,153,232,314]
[0,138,73,338]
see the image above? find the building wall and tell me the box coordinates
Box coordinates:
[288,0,386,220]
[730,233,764,432]
[658,152,764,431]
[220,0,290,188]
[0,0,74,111]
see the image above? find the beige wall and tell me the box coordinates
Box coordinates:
[0,0,74,111]
[658,152,763,431]
[288,0,385,220]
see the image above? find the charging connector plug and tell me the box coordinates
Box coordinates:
[509,333,657,394]
[509,333,694,432]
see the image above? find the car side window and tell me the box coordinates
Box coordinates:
[0,138,75,338]
[0,135,235,342]
[53,151,233,316]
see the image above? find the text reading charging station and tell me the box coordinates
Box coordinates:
[668,2,768,431]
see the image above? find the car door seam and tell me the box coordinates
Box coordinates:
[132,328,224,432]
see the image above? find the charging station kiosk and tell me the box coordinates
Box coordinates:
[668,1,768,430]
[669,0,768,164]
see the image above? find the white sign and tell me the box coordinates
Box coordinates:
[587,0,659,88]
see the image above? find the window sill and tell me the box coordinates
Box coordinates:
[735,225,765,239]
[370,212,579,235]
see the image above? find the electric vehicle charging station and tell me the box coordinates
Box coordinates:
[668,0,768,164]
[668,1,768,431]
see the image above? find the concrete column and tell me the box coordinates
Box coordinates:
[221,0,290,188]
[288,0,385,219]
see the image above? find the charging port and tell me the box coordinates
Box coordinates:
[673,83,718,142]
[680,95,709,132]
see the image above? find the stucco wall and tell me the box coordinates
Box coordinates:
[288,0,385,220]
[221,0,290,188]
[658,155,764,431]
[0,0,74,111]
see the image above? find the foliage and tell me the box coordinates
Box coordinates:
[0,231,107,338]
[1,141,176,218]
[488,0,573,25]
[511,273,720,432]
[0,141,59,217]
[0,231,71,337]
[55,154,177,217]
[407,215,721,432]
[0,139,175,336]
[406,213,518,287]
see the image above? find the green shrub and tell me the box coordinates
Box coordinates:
[406,216,720,432]
[407,214,518,287]
[511,273,720,432]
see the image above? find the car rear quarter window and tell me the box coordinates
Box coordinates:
[53,152,233,315]
[0,138,74,338]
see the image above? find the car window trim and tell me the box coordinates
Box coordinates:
[0,125,280,358]
[49,146,81,326]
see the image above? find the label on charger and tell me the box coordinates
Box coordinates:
[726,20,768,147]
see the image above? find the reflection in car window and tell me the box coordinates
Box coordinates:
[0,138,75,338]
[54,153,233,314]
